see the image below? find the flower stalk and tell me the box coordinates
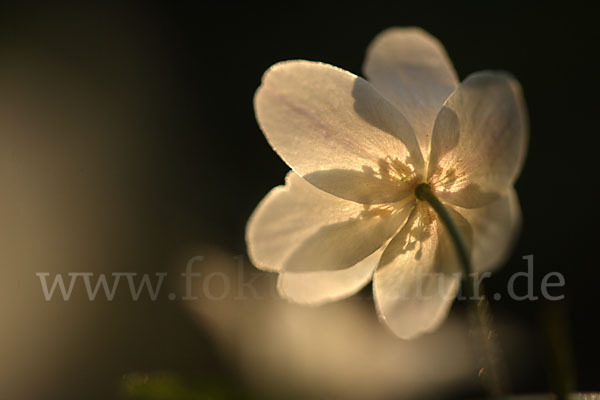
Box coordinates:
[415,184,471,276]
[415,182,505,397]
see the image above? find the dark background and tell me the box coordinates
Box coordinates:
[0,1,597,399]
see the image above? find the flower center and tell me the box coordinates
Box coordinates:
[414,182,432,201]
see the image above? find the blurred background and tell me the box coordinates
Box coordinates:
[0,1,597,399]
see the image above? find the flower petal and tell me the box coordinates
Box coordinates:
[277,246,384,305]
[373,202,472,339]
[454,188,521,273]
[254,60,424,204]
[363,27,459,158]
[246,172,413,273]
[427,72,528,208]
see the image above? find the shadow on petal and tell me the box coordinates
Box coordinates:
[437,182,500,209]
[351,78,425,174]
[304,157,417,204]
[427,106,460,175]
[284,200,412,272]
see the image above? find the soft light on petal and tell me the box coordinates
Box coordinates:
[373,202,472,339]
[363,27,459,158]
[277,246,384,305]
[454,188,521,273]
[246,172,413,273]
[254,60,424,204]
[427,71,528,208]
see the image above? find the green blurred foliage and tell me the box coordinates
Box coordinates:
[121,373,257,400]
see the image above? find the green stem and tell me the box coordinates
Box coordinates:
[415,183,471,277]
[415,183,505,398]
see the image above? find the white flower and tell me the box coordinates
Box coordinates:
[246,27,528,339]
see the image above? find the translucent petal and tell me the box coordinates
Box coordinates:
[246,172,413,273]
[254,60,424,204]
[276,246,384,305]
[454,188,521,273]
[427,72,528,208]
[363,27,459,158]
[373,202,472,339]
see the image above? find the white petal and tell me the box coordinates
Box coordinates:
[363,27,459,158]
[373,202,472,339]
[246,172,413,273]
[277,246,384,305]
[455,188,521,273]
[254,60,424,204]
[427,72,528,208]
